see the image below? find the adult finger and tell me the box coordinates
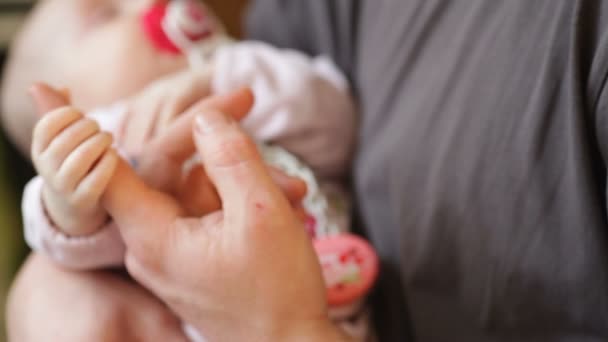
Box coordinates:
[143,88,254,166]
[178,164,220,216]
[136,89,254,194]
[192,108,293,229]
[153,94,192,137]
[268,167,307,205]
[177,165,307,216]
[102,159,182,267]
[150,163,309,215]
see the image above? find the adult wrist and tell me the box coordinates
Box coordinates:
[272,317,352,342]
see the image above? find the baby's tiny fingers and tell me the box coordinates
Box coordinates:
[55,132,113,193]
[73,149,119,207]
[41,119,100,171]
[32,108,82,156]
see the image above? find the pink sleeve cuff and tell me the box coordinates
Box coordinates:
[22,177,126,270]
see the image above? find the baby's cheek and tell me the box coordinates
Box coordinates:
[65,17,188,109]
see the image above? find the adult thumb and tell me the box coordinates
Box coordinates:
[193,108,290,226]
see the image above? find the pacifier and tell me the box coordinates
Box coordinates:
[141,0,217,54]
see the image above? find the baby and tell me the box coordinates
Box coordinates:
[2,0,377,340]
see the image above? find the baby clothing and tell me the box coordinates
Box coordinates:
[24,39,356,266]
[23,41,372,341]
[23,0,375,340]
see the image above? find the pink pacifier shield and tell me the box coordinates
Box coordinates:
[141,0,213,54]
[314,234,379,306]
[142,2,180,54]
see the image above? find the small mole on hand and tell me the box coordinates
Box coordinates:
[255,203,264,210]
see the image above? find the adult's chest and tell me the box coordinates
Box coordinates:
[353,0,608,333]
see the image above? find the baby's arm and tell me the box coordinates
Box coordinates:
[211,41,357,179]
[23,87,126,269]
[31,106,117,236]
[23,176,125,269]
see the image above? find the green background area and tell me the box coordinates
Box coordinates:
[0,2,36,339]
[0,46,35,342]
[0,123,32,342]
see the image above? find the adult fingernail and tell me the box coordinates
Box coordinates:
[195,110,233,134]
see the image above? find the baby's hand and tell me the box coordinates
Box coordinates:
[31,98,119,236]
[120,67,213,156]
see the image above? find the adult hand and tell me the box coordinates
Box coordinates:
[30,84,308,218]
[102,90,349,341]
[127,86,309,217]
[119,68,213,156]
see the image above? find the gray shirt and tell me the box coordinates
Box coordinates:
[246,1,608,341]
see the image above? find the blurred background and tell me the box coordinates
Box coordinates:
[0,0,248,341]
[0,2,37,342]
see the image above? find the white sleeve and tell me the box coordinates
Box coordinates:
[211,41,357,179]
[86,102,127,136]
[22,177,126,270]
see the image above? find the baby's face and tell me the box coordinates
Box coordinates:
[26,0,189,110]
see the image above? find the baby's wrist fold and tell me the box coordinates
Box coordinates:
[41,186,108,237]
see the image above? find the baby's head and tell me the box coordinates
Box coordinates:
[2,0,221,153]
